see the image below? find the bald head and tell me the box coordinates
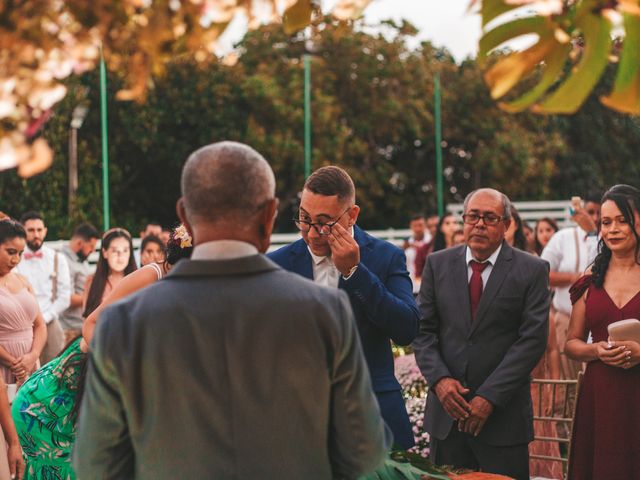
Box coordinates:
[463,188,511,220]
[181,141,276,226]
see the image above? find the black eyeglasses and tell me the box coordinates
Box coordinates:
[462,213,504,226]
[293,209,350,236]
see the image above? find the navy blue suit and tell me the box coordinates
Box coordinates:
[268,226,419,448]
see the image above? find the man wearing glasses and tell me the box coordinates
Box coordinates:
[413,188,550,479]
[269,166,420,450]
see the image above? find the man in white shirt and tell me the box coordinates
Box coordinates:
[16,211,71,364]
[402,214,430,291]
[541,194,601,380]
[59,222,99,344]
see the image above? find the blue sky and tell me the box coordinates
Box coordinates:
[218,0,482,61]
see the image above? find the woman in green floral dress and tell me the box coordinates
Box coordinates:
[11,338,84,480]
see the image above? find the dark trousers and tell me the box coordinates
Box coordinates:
[376,390,415,450]
[430,426,529,480]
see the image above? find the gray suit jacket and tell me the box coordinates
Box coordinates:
[413,243,549,446]
[73,255,390,479]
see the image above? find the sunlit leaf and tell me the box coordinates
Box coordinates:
[481,0,522,27]
[282,0,313,35]
[479,16,551,61]
[601,13,640,114]
[534,8,612,114]
[486,39,559,99]
[333,0,372,20]
[499,41,570,112]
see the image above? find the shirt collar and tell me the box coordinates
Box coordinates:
[191,240,258,260]
[306,226,355,265]
[466,243,503,266]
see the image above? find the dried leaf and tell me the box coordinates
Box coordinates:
[17,138,53,178]
[282,0,313,35]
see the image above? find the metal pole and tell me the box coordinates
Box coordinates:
[68,128,78,216]
[304,54,311,179]
[100,48,111,230]
[434,73,444,217]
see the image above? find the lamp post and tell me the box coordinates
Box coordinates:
[68,105,88,216]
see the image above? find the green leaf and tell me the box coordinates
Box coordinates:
[534,8,612,113]
[479,16,550,61]
[282,0,313,35]
[601,13,640,114]
[484,38,558,99]
[499,41,571,112]
[481,0,522,28]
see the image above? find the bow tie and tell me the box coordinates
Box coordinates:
[24,251,43,260]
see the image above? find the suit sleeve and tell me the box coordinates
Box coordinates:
[73,305,135,479]
[475,261,550,407]
[413,255,452,388]
[342,249,419,345]
[328,290,391,479]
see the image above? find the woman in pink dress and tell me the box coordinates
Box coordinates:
[566,184,640,479]
[0,220,46,386]
[0,218,46,479]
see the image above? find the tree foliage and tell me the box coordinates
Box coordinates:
[1,19,639,238]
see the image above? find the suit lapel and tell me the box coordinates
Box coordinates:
[290,241,314,281]
[469,242,514,336]
[452,247,473,329]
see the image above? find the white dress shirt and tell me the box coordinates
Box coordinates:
[309,250,341,289]
[15,245,71,324]
[465,243,503,285]
[541,226,598,314]
[191,240,258,260]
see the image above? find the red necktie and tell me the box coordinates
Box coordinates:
[24,251,43,260]
[469,260,489,320]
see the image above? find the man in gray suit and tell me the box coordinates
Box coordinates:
[74,141,390,479]
[414,188,549,480]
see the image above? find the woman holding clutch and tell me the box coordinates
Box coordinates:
[565,184,640,479]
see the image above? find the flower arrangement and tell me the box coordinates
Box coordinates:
[173,224,192,249]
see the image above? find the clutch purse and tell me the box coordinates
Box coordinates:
[608,318,640,343]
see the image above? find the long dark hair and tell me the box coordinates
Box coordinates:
[56,335,87,424]
[534,217,559,255]
[592,185,640,287]
[509,206,530,252]
[83,228,137,317]
[432,213,456,252]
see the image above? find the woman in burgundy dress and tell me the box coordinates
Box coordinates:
[566,184,640,480]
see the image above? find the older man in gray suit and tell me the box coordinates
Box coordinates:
[74,141,390,479]
[414,189,549,480]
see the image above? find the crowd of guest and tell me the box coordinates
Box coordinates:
[0,141,636,480]
[0,210,176,478]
